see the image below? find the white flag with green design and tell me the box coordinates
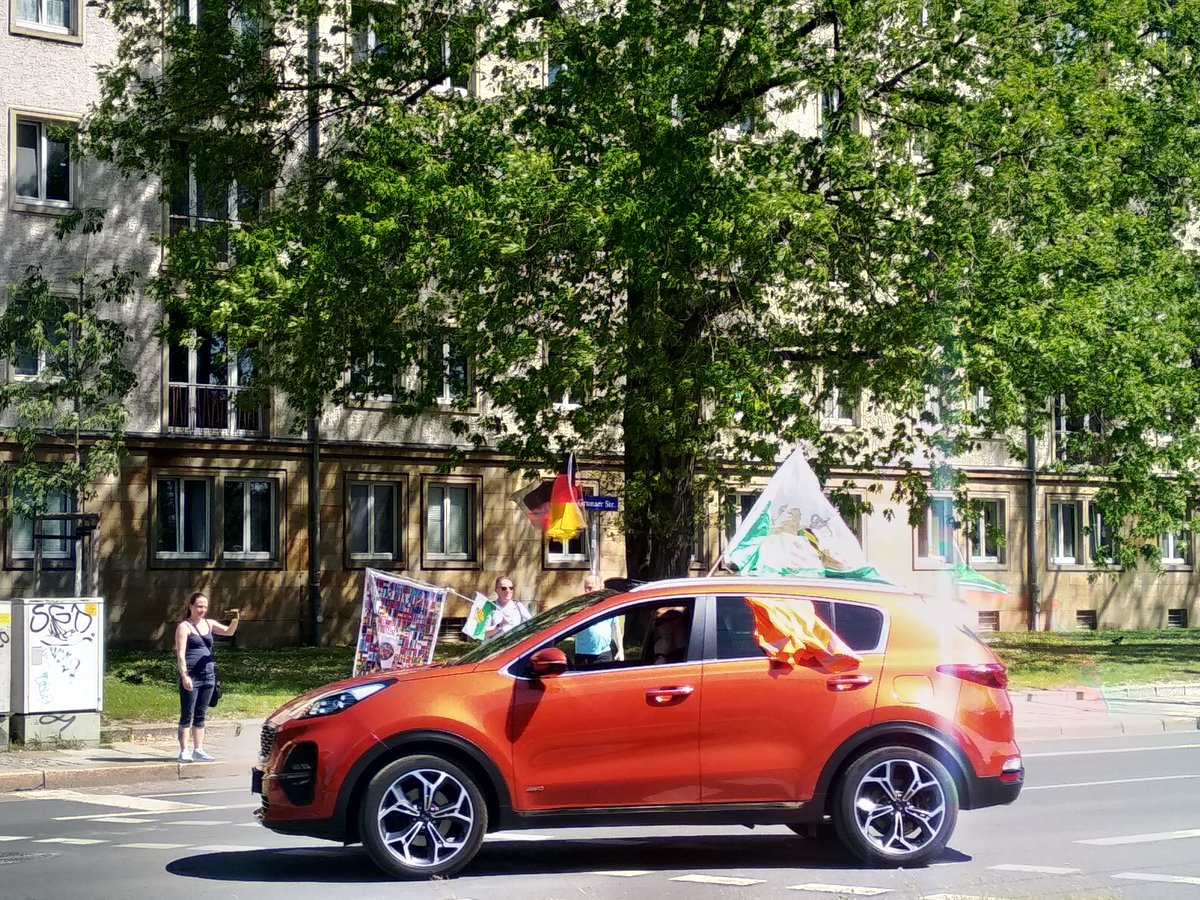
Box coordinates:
[726,447,885,581]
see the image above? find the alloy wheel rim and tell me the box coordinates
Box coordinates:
[376,767,475,868]
[852,758,946,856]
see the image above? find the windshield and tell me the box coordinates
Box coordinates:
[448,590,616,665]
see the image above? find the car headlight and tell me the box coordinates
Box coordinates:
[299,680,394,719]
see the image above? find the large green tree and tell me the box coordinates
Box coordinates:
[89,0,1200,579]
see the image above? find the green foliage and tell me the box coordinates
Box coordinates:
[987,628,1200,690]
[86,0,1200,578]
[0,211,138,579]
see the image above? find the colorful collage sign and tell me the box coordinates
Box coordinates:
[352,569,448,677]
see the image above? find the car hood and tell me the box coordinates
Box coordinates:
[266,662,468,724]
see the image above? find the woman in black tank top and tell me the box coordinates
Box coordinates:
[174,591,239,762]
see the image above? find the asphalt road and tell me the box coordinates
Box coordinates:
[0,732,1197,900]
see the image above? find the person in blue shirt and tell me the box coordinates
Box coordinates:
[574,573,624,667]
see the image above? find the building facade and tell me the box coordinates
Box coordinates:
[2,5,1195,648]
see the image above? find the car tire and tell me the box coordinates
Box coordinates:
[360,754,488,879]
[832,746,958,867]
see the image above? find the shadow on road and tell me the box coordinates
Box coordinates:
[165,833,972,883]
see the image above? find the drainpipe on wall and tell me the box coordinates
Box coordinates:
[306,18,322,647]
[1026,426,1040,632]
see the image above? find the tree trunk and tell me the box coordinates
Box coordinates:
[622,286,702,582]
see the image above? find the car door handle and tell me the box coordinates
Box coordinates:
[826,673,874,692]
[646,685,695,706]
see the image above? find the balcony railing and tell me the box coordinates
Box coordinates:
[168,383,264,435]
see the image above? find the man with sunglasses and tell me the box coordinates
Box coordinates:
[484,575,532,639]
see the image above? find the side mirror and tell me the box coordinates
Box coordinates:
[529,647,569,677]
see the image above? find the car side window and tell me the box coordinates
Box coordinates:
[551,599,696,671]
[713,596,837,661]
[828,601,885,652]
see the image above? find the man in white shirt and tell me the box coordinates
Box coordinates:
[484,575,532,639]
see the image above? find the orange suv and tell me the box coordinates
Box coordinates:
[252,576,1023,878]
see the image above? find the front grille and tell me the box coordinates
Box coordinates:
[260,723,277,761]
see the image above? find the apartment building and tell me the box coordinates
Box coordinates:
[2,5,1195,648]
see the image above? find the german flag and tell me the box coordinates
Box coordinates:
[546,453,587,541]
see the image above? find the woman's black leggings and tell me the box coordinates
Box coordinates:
[178,679,215,728]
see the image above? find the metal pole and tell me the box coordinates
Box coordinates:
[308,414,321,646]
[1026,426,1040,632]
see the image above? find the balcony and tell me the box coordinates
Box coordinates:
[168,383,264,436]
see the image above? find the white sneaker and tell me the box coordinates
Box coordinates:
[179,749,192,763]
[193,749,214,762]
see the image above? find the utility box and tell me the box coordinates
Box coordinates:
[10,598,104,747]
[0,600,11,748]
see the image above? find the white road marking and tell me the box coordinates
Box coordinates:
[1024,744,1200,758]
[146,789,248,798]
[1026,775,1200,791]
[0,836,27,842]
[117,843,191,850]
[29,790,207,813]
[34,838,108,845]
[234,822,263,827]
[590,870,653,877]
[1113,873,1200,886]
[922,895,1011,900]
[1078,828,1200,846]
[671,874,766,886]
[91,817,155,824]
[789,884,891,895]
[185,844,268,854]
[484,832,552,842]
[163,820,234,827]
[56,807,223,821]
[988,864,1081,875]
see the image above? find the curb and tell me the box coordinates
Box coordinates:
[0,759,249,793]
[1019,716,1200,741]
[99,721,246,744]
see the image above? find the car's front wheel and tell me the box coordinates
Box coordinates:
[832,746,958,867]
[360,754,487,879]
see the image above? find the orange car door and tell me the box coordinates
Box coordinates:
[508,598,702,811]
[698,595,884,803]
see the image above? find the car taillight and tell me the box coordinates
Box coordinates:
[936,662,1009,689]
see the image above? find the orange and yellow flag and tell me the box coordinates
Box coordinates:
[743,596,862,672]
[546,453,587,541]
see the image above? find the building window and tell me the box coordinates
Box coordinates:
[348,480,400,562]
[1086,501,1117,566]
[14,0,72,31]
[822,386,857,426]
[547,530,588,564]
[156,476,212,559]
[1075,609,1098,631]
[917,496,955,562]
[722,491,761,546]
[13,117,73,208]
[1161,526,1190,566]
[169,141,256,264]
[430,337,471,405]
[426,17,473,93]
[1167,608,1189,629]
[9,311,65,379]
[1053,393,1105,464]
[10,485,73,560]
[1049,499,1082,565]
[976,610,1000,633]
[167,330,263,435]
[347,350,395,400]
[425,482,476,562]
[223,477,276,560]
[967,498,1005,565]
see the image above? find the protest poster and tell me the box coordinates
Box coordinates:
[352,569,448,677]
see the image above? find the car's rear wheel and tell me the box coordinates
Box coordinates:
[360,754,487,879]
[832,746,958,867]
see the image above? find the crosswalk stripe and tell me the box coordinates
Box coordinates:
[789,885,890,895]
[117,843,191,850]
[31,790,206,814]
[589,871,653,877]
[671,874,766,886]
[1113,873,1200,886]
[163,820,234,826]
[91,817,155,824]
[34,838,108,845]
[922,895,1011,900]
[185,844,269,853]
[988,864,1081,875]
[484,832,551,842]
[0,836,27,842]
[1077,828,1200,846]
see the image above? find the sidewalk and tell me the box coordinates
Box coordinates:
[1,684,1197,793]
